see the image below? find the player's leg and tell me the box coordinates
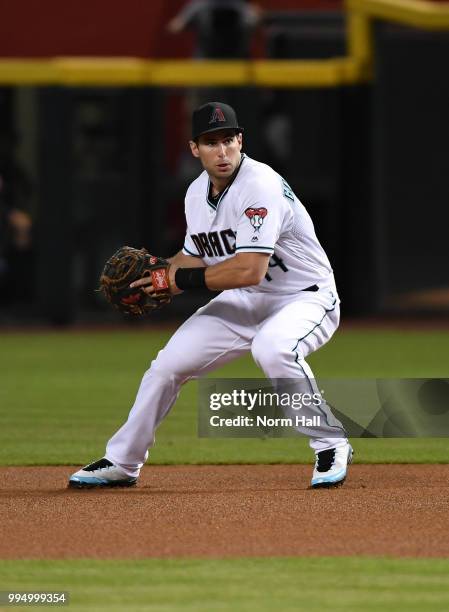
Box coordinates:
[69,290,254,487]
[250,289,352,487]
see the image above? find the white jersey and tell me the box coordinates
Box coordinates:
[182,154,335,293]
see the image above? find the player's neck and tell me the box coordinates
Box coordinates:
[210,178,229,197]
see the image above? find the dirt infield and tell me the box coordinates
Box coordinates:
[1,465,449,559]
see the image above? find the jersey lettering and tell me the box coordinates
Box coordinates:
[208,231,224,256]
[190,229,236,257]
[198,233,213,257]
[281,177,295,202]
[220,229,236,254]
[192,234,206,257]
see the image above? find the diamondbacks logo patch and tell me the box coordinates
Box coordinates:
[210,107,226,124]
[244,207,268,232]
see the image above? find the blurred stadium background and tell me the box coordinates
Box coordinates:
[1,5,449,607]
[0,0,448,326]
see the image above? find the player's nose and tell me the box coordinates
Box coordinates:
[217,142,226,157]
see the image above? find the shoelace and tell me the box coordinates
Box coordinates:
[84,458,113,472]
[315,448,336,472]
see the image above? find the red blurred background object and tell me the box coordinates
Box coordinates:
[0,0,345,58]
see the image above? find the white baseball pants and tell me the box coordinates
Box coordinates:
[106,286,348,477]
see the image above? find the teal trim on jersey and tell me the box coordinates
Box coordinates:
[290,297,346,436]
[235,245,274,252]
[206,153,247,211]
[295,358,346,436]
[235,245,273,250]
[182,245,202,258]
[206,192,218,211]
[292,298,337,351]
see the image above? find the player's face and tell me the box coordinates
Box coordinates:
[190,131,243,183]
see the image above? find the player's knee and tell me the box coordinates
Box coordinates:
[150,348,193,381]
[251,333,296,376]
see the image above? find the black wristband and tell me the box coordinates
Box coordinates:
[175,267,207,290]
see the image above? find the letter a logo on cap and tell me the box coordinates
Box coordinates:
[209,107,226,124]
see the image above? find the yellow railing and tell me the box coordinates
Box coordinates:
[0,0,448,87]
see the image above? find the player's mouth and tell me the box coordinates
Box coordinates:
[216,162,231,171]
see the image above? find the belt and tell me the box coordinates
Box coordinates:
[302,284,319,292]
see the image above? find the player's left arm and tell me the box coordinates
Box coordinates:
[201,179,288,291]
[201,252,270,290]
[130,252,270,296]
[167,250,206,268]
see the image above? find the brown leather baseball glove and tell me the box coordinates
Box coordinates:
[99,246,171,316]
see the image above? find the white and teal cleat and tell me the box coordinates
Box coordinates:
[311,444,353,488]
[68,458,138,489]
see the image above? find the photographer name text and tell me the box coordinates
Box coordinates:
[209,415,321,428]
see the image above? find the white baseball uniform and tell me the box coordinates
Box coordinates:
[106,154,348,476]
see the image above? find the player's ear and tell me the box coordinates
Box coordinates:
[189,140,200,158]
[236,132,243,149]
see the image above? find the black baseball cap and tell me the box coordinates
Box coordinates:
[192,102,244,141]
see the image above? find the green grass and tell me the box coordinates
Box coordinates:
[1,557,449,611]
[0,328,448,465]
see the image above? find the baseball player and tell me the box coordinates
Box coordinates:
[69,102,353,489]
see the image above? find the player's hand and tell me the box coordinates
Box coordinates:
[130,265,183,296]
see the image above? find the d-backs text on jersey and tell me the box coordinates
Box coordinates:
[190,229,289,282]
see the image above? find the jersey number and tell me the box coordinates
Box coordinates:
[265,254,289,281]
